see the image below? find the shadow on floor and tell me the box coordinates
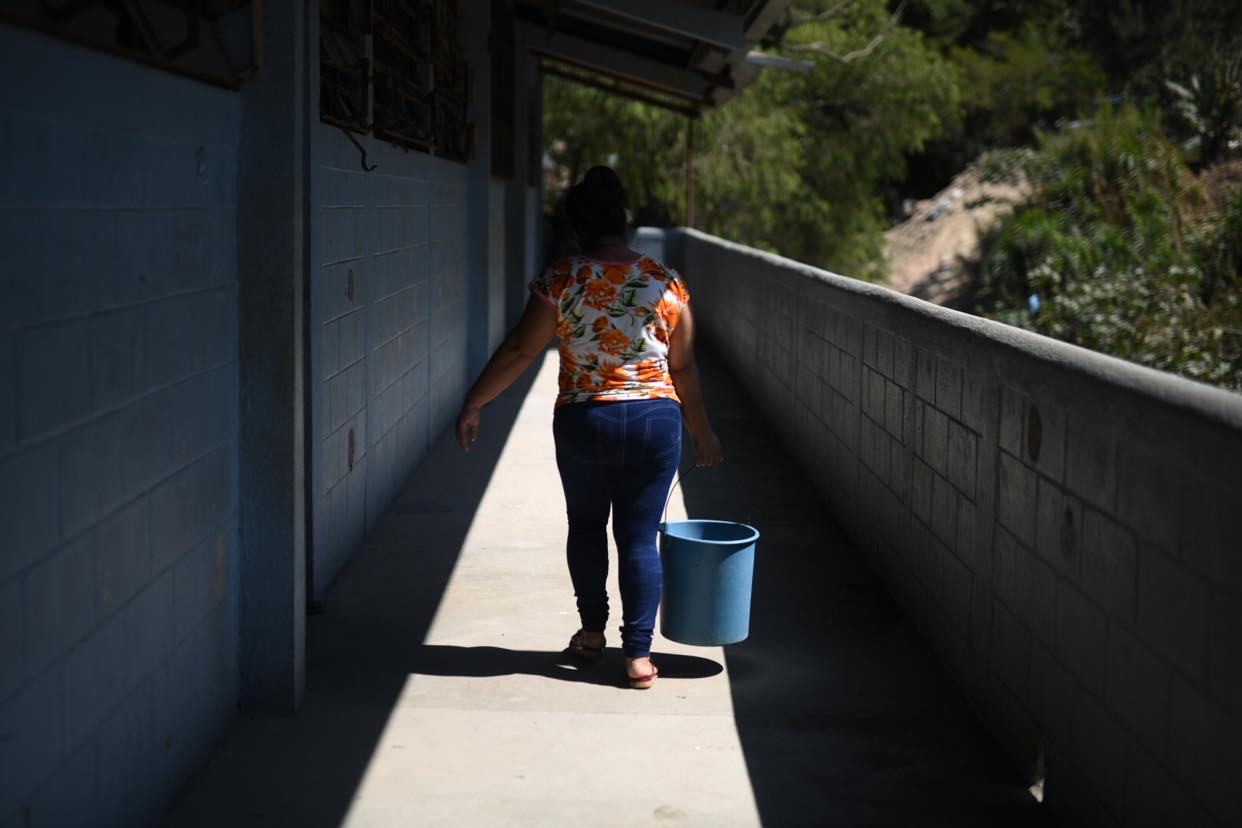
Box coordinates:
[405,644,721,687]
[677,347,1051,827]
[162,358,548,828]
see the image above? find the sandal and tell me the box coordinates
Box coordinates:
[568,630,604,660]
[628,662,659,690]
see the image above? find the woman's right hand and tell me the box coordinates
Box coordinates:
[693,429,724,467]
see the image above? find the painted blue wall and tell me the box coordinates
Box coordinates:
[0,25,241,826]
[0,2,545,820]
[306,5,537,598]
[310,129,472,596]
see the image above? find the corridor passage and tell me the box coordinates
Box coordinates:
[162,347,1048,827]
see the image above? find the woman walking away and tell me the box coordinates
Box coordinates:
[455,166,722,689]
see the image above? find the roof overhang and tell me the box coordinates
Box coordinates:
[516,0,793,114]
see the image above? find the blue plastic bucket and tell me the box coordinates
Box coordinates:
[659,519,759,646]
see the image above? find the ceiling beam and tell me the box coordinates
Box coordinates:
[521,23,711,102]
[566,0,747,52]
[540,62,701,118]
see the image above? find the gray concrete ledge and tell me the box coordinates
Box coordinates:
[666,226,1242,827]
[675,227,1242,429]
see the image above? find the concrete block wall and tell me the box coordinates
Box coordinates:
[671,227,1242,827]
[309,6,543,600]
[311,128,470,599]
[1,28,240,826]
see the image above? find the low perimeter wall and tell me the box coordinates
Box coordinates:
[662,227,1242,827]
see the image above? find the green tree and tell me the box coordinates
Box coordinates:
[542,77,686,225]
[773,0,960,275]
[898,0,1105,196]
[1072,0,1242,99]
[691,70,817,259]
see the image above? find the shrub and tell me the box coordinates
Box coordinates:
[974,105,1241,390]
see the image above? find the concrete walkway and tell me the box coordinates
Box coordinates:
[162,347,1049,827]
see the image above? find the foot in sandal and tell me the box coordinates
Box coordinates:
[627,656,659,689]
[569,629,605,659]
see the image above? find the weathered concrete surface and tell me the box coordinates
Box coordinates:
[677,226,1242,827]
[162,346,1045,827]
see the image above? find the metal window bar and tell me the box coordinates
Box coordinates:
[0,0,261,88]
[371,0,471,161]
[320,0,370,133]
[372,0,436,151]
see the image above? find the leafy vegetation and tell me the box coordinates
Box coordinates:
[1165,53,1242,166]
[543,78,688,227]
[541,0,1242,389]
[545,0,957,278]
[974,107,1241,388]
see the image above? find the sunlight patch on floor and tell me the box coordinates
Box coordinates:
[340,349,761,827]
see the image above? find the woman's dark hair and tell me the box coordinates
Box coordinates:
[564,166,627,244]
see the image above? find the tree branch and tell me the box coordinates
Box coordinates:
[784,0,907,64]
[788,1,856,27]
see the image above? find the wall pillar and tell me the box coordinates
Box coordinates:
[464,7,495,376]
[505,41,541,327]
[236,0,308,710]
[529,64,544,300]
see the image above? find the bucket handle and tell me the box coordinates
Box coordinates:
[661,464,697,527]
[661,464,753,531]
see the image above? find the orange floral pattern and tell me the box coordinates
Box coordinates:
[530,255,690,407]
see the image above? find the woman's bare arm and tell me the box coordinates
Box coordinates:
[667,304,723,466]
[456,296,557,451]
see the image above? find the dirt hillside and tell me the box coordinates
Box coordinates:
[883,164,1029,307]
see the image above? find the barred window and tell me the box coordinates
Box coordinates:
[320,0,370,133]
[321,0,473,163]
[1,0,260,88]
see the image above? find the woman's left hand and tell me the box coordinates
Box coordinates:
[693,429,724,467]
[456,404,481,452]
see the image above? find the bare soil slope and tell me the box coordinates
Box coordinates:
[883,164,1029,307]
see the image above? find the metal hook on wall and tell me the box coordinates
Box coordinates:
[342,128,379,172]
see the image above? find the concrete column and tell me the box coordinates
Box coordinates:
[464,7,495,376]
[236,0,309,710]
[529,64,544,294]
[505,42,541,327]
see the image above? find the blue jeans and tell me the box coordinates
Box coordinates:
[552,398,682,658]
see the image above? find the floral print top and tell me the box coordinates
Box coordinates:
[529,254,690,408]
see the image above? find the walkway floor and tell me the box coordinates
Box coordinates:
[162,347,1049,827]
